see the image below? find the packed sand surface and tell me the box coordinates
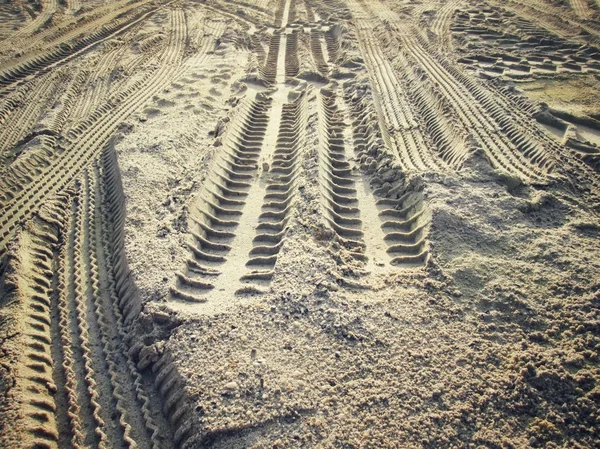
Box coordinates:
[1,0,600,448]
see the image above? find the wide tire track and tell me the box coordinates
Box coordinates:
[317,88,366,258]
[171,96,272,303]
[343,84,431,267]
[239,91,307,290]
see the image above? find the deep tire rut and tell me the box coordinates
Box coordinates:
[1,145,177,448]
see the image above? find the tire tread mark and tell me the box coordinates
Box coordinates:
[56,189,87,448]
[0,7,189,262]
[259,32,281,85]
[12,220,60,448]
[355,23,443,172]
[86,168,140,449]
[171,96,271,302]
[318,89,365,258]
[343,83,431,267]
[404,34,550,179]
[99,145,167,449]
[151,351,194,447]
[71,179,110,448]
[310,29,329,75]
[240,90,307,286]
[0,1,160,91]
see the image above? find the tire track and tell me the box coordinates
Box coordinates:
[85,167,149,449]
[285,30,300,79]
[430,0,462,50]
[310,28,329,75]
[342,83,431,267]
[0,69,84,209]
[0,0,151,54]
[239,90,307,291]
[0,0,160,91]
[208,0,272,26]
[70,41,130,123]
[355,23,444,172]
[0,2,27,40]
[150,350,195,447]
[324,24,342,64]
[195,0,262,33]
[9,0,57,41]
[0,70,65,162]
[453,5,600,76]
[0,142,181,448]
[68,0,81,14]
[486,80,600,194]
[304,0,316,22]
[99,146,174,449]
[336,86,391,268]
[171,0,303,308]
[498,0,599,42]
[259,32,281,84]
[170,95,272,305]
[258,0,294,85]
[70,179,110,448]
[8,219,61,449]
[248,0,270,10]
[275,0,293,28]
[570,0,594,19]
[352,0,556,181]
[377,191,430,266]
[0,7,189,262]
[403,35,552,179]
[55,189,88,449]
[317,88,366,260]
[183,15,227,70]
[402,57,470,169]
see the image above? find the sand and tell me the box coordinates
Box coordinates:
[0,0,599,448]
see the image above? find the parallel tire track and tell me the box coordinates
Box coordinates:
[430,0,462,49]
[318,88,366,258]
[0,143,179,448]
[0,1,160,91]
[171,96,272,303]
[0,7,189,262]
[403,34,553,180]
[355,23,443,172]
[403,62,470,168]
[9,0,57,41]
[570,0,594,19]
[240,91,307,288]
[0,70,65,163]
[352,0,555,180]
[341,83,432,267]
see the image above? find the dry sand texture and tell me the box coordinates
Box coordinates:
[0,0,600,447]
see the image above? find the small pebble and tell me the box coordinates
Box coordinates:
[223,381,238,391]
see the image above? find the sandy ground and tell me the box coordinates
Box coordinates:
[0,0,599,448]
